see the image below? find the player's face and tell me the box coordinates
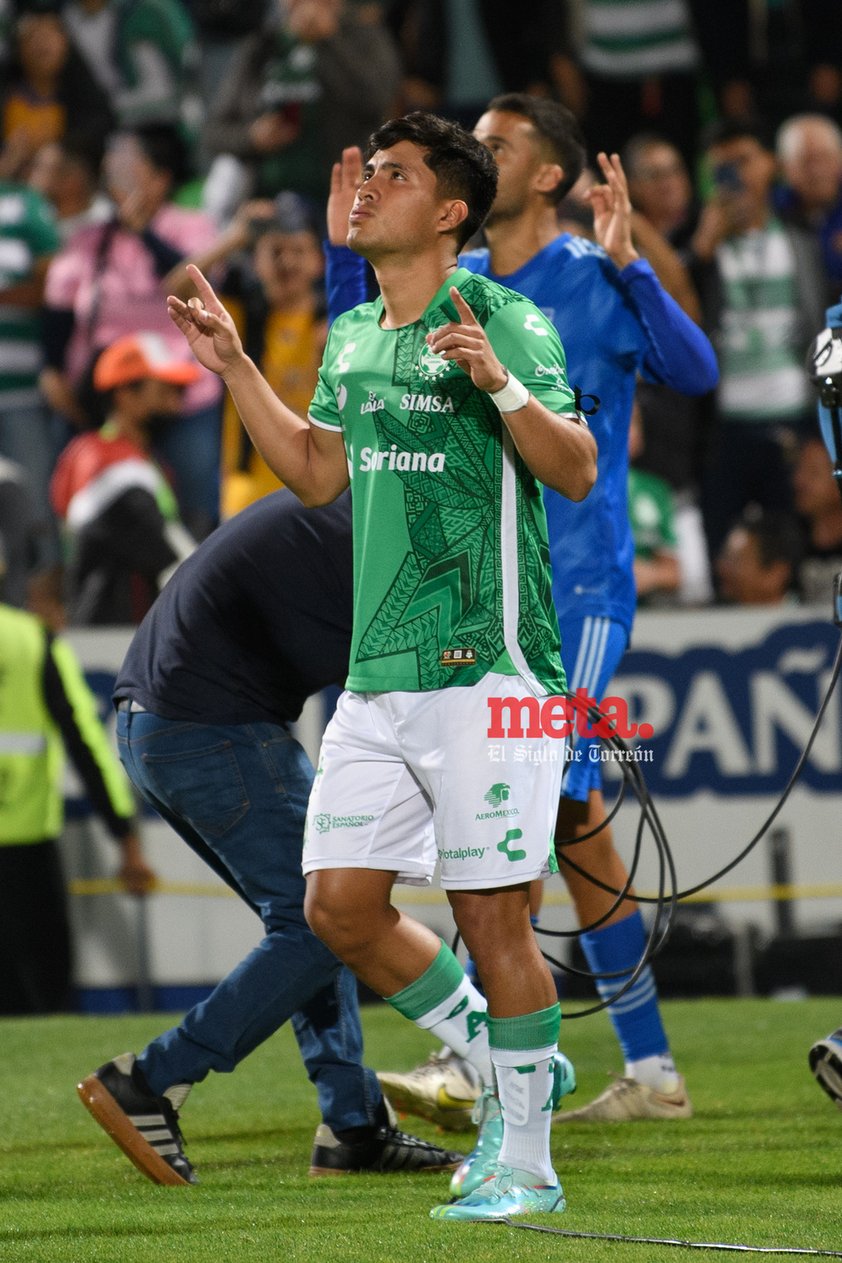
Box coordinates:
[348,141,449,260]
[473,110,548,223]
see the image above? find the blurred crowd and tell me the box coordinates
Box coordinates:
[2,0,842,626]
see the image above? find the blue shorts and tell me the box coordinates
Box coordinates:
[558,614,629,802]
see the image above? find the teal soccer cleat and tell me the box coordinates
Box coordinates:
[431,1163,566,1221]
[449,1051,575,1199]
[448,1088,503,1199]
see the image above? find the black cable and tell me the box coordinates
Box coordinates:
[501,1220,842,1256]
[451,632,841,1021]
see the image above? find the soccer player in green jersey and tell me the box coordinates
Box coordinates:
[167,111,596,1221]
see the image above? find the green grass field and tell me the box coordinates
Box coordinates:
[2,998,841,1263]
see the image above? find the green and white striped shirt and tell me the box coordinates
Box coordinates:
[0,184,59,409]
[716,220,809,423]
[580,0,698,77]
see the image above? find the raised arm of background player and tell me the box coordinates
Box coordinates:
[323,146,717,397]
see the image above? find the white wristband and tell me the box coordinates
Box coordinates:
[488,370,529,413]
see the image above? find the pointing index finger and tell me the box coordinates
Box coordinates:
[450,286,480,325]
[186,264,224,315]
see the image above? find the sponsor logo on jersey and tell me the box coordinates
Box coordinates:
[440,647,476,667]
[359,445,446,473]
[399,392,455,413]
[535,363,567,387]
[496,828,527,862]
[361,392,385,414]
[313,812,375,833]
[484,783,510,807]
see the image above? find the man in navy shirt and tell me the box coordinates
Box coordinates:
[76,489,463,1186]
[324,94,718,1141]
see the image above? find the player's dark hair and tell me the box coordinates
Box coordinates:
[486,93,586,204]
[366,111,498,249]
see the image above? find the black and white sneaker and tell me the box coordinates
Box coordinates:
[809,1028,842,1109]
[77,1052,196,1185]
[309,1101,464,1176]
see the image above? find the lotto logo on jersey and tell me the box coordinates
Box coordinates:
[359,445,446,473]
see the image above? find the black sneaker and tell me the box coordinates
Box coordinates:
[309,1102,464,1176]
[77,1052,196,1185]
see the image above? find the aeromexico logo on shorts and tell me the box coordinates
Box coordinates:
[312,812,375,833]
[475,782,520,822]
[358,445,446,473]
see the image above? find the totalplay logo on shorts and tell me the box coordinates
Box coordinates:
[437,846,488,862]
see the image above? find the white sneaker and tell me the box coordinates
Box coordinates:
[809,1029,842,1109]
[377,1051,480,1131]
[554,1073,692,1122]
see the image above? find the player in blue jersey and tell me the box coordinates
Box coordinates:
[325,94,718,1126]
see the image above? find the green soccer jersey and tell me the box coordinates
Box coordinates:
[309,267,577,695]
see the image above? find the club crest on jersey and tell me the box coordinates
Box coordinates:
[418,342,456,380]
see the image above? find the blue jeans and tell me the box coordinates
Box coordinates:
[117,709,380,1132]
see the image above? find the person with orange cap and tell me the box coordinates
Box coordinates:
[50,331,199,624]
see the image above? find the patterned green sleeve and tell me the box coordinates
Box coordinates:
[309,319,350,431]
[484,299,577,415]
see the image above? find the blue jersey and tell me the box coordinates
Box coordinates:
[324,237,718,634]
[461,236,717,631]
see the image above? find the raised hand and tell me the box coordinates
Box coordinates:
[586,152,639,270]
[327,146,363,246]
[167,265,244,377]
[425,287,508,393]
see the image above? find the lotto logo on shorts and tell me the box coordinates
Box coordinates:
[440,647,476,667]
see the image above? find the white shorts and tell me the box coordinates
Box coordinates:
[303,673,566,890]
